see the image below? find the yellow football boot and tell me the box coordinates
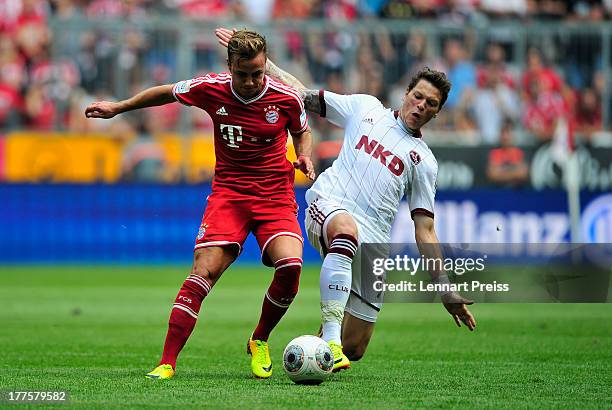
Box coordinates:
[247,338,272,379]
[328,342,350,372]
[145,364,175,380]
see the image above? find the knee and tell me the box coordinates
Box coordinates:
[329,226,358,242]
[327,215,359,242]
[191,247,235,286]
[191,264,220,286]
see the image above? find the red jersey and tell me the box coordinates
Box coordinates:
[488,147,525,167]
[173,73,308,198]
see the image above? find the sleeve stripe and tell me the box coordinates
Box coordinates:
[202,78,231,84]
[319,89,326,118]
[197,73,232,85]
[173,73,231,105]
[201,75,231,84]
[411,208,434,219]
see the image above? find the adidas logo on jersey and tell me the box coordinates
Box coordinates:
[216,106,228,115]
[363,117,374,125]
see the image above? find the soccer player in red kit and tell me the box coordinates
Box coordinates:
[85,30,315,380]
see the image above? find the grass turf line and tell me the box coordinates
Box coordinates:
[0,265,610,409]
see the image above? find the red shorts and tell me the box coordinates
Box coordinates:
[194,191,303,266]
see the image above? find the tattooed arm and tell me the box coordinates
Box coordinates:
[265,60,321,114]
[215,27,321,114]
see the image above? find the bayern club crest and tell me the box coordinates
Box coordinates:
[264,105,280,124]
[197,223,208,240]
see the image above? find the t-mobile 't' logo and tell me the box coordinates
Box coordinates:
[220,124,243,148]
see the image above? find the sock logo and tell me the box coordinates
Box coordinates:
[329,284,350,293]
[178,295,192,304]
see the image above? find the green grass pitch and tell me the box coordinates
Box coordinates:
[0,265,610,409]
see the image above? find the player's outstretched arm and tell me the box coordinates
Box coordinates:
[291,128,316,180]
[84,84,175,119]
[413,214,477,331]
[215,27,321,115]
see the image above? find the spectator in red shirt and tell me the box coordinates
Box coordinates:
[487,121,529,187]
[174,0,237,19]
[521,47,563,100]
[574,87,602,142]
[521,47,570,141]
[1,0,47,35]
[23,85,55,130]
[522,76,568,142]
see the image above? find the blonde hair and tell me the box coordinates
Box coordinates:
[227,30,267,64]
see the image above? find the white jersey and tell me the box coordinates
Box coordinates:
[307,91,438,242]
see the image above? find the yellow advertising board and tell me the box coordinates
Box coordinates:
[3,132,312,185]
[5,132,122,183]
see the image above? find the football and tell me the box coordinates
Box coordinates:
[282,335,334,385]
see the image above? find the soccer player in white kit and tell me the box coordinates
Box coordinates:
[215,29,477,372]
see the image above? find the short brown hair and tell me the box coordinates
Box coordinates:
[407,67,452,108]
[227,30,267,64]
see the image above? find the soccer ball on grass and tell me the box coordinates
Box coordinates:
[282,335,333,385]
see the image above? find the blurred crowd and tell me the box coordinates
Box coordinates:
[2,0,610,22]
[0,0,610,182]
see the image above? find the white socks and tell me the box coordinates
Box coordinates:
[320,234,358,345]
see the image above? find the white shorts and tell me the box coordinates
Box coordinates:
[305,193,382,323]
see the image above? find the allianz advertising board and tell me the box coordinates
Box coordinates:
[391,191,612,245]
[0,185,610,262]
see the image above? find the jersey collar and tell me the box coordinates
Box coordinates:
[394,110,422,138]
[230,75,269,105]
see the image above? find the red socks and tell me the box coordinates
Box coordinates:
[159,274,211,368]
[252,257,302,341]
[159,257,302,367]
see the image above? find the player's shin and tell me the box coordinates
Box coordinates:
[320,234,358,345]
[159,274,211,368]
[252,257,302,341]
